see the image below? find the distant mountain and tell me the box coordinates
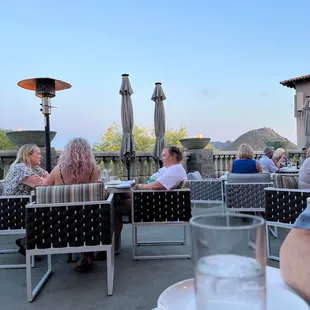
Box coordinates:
[210,140,232,150]
[223,127,297,151]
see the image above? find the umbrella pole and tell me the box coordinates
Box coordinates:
[126,159,131,180]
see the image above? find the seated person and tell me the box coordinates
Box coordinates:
[115,146,187,253]
[229,143,262,173]
[258,147,278,173]
[2,144,49,257]
[298,148,310,189]
[45,137,101,272]
[273,148,287,168]
[3,144,48,195]
[280,205,310,302]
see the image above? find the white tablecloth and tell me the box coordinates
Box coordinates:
[152,266,307,310]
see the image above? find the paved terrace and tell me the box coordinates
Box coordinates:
[0,204,282,310]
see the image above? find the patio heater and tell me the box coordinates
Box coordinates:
[17,77,71,172]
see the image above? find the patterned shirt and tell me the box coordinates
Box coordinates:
[2,163,46,196]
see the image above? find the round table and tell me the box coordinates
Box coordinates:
[152,266,308,310]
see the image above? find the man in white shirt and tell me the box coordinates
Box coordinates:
[259,146,278,173]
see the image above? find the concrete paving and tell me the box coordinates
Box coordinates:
[0,204,282,310]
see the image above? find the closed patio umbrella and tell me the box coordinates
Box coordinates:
[303,96,310,148]
[119,74,135,180]
[152,82,166,165]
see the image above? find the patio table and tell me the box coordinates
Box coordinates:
[279,166,299,174]
[152,266,309,309]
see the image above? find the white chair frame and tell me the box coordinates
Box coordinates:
[26,195,115,302]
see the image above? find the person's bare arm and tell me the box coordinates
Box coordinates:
[229,161,233,173]
[134,180,166,190]
[256,161,263,173]
[21,174,46,187]
[90,167,101,182]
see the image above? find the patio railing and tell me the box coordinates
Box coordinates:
[0,149,305,181]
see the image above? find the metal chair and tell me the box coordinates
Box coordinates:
[265,187,310,261]
[25,183,115,302]
[0,194,33,269]
[131,185,191,260]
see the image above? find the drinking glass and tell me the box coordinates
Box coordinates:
[190,213,266,310]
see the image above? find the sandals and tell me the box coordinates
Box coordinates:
[75,254,93,272]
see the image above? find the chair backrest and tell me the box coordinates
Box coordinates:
[132,189,191,223]
[265,188,310,223]
[272,174,298,189]
[26,182,112,250]
[189,179,223,202]
[227,173,271,183]
[0,195,32,230]
[0,181,4,196]
[35,181,105,204]
[226,174,273,211]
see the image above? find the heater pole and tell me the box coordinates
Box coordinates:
[44,113,51,173]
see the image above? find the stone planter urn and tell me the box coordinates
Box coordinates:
[6,130,57,148]
[179,138,211,150]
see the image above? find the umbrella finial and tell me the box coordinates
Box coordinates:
[122,73,129,77]
[155,82,162,85]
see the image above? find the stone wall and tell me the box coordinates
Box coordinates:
[186,149,214,178]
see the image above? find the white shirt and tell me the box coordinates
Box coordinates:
[150,163,187,190]
[259,155,278,173]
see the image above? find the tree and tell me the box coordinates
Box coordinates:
[94,123,188,152]
[0,129,16,150]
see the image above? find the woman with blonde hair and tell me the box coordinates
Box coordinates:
[273,148,287,168]
[229,143,262,173]
[3,143,48,195]
[45,137,101,272]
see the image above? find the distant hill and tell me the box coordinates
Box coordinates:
[223,127,297,151]
[210,140,232,150]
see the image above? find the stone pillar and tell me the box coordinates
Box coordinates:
[186,149,214,178]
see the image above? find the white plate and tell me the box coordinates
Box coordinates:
[107,180,122,185]
[157,278,309,310]
[114,184,131,189]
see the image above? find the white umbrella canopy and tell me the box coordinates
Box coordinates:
[152,82,166,162]
[303,97,310,148]
[119,74,135,179]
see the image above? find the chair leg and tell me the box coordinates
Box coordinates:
[182,226,187,245]
[106,243,114,296]
[27,253,53,302]
[266,224,272,260]
[132,224,137,260]
[269,226,278,238]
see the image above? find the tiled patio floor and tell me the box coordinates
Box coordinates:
[0,204,283,310]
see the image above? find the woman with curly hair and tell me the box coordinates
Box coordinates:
[45,137,100,185]
[45,137,100,271]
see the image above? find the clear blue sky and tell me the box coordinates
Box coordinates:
[1,0,309,147]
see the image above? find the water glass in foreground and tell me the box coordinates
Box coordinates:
[190,213,266,310]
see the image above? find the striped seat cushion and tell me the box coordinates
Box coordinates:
[273,174,298,189]
[35,182,105,204]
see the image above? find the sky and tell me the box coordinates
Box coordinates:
[1,0,310,148]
